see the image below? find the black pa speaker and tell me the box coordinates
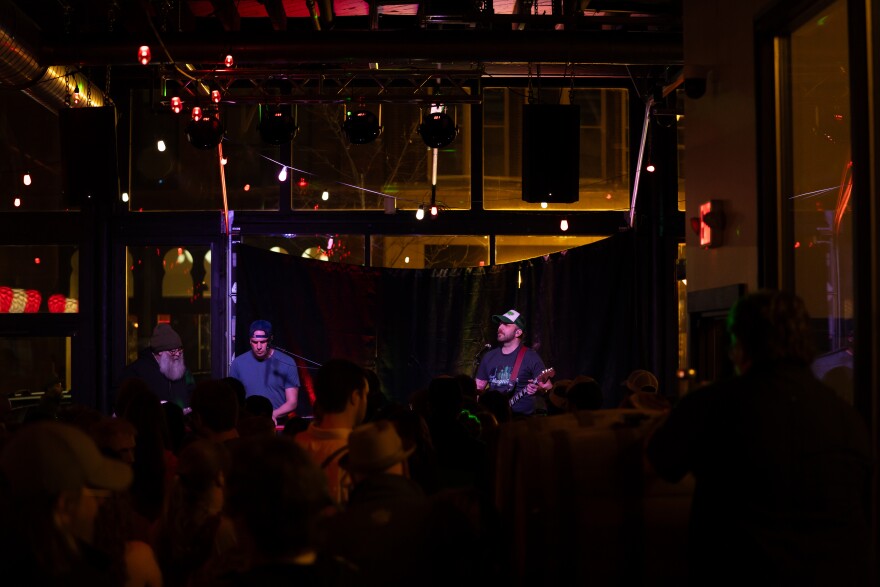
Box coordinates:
[59,107,120,207]
[522,104,580,203]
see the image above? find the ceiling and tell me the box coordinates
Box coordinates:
[1,0,682,108]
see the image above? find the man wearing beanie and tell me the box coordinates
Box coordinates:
[116,323,195,410]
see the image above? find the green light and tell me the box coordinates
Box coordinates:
[817,15,828,26]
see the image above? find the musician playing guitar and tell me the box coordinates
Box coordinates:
[475,308,553,417]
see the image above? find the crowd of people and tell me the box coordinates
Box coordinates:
[0,293,874,585]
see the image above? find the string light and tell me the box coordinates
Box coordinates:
[540,202,548,208]
[327,237,334,250]
[23,173,31,186]
[220,156,228,166]
[415,206,425,220]
[278,167,288,182]
[321,191,329,201]
[138,45,151,65]
[646,163,656,173]
[13,197,21,207]
[560,219,569,231]
[121,192,130,202]
[157,140,166,152]
[430,205,438,216]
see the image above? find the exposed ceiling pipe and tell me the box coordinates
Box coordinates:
[0,0,106,113]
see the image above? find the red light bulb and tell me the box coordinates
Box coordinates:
[171,97,182,114]
[191,106,202,121]
[224,54,234,68]
[138,45,151,65]
[211,90,221,104]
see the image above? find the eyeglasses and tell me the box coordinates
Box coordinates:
[165,347,184,356]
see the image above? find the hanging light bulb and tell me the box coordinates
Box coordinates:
[540,202,548,208]
[224,54,234,67]
[560,219,570,231]
[415,206,425,220]
[157,139,166,152]
[23,173,32,186]
[321,191,329,201]
[211,90,221,104]
[170,97,182,114]
[220,156,228,166]
[191,106,202,122]
[121,192,130,202]
[138,45,151,65]
[297,177,308,188]
[72,86,81,106]
[646,163,656,173]
[430,205,438,216]
[278,167,288,182]
[13,197,21,207]
[327,237,334,250]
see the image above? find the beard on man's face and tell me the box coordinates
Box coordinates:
[157,352,187,381]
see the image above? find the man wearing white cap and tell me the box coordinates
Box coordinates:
[475,308,553,417]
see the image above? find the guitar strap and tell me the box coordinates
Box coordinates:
[510,344,528,390]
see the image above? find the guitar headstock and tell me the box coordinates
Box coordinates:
[538,367,555,383]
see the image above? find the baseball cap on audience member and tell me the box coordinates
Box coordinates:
[151,323,183,352]
[623,369,659,393]
[249,319,273,339]
[0,421,133,496]
[492,309,526,330]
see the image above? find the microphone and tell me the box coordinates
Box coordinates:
[473,344,491,360]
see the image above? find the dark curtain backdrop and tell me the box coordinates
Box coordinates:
[235,231,641,407]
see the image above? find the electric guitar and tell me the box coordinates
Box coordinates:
[508,367,555,408]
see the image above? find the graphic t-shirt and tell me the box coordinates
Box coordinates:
[476,344,546,415]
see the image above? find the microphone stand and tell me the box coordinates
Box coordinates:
[472,344,491,377]
[270,344,323,369]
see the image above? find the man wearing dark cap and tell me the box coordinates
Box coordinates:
[475,308,552,417]
[116,322,194,410]
[229,319,301,421]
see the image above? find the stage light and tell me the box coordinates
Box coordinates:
[224,54,234,67]
[259,105,298,145]
[342,109,382,144]
[211,90,221,104]
[191,106,202,122]
[138,45,151,65]
[185,114,225,150]
[170,97,182,114]
[418,110,458,148]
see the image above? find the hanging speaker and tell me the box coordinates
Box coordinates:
[59,106,120,207]
[522,104,580,203]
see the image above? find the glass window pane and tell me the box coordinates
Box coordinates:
[370,236,489,268]
[0,93,67,211]
[483,88,630,211]
[495,235,608,264]
[125,246,212,379]
[785,0,852,401]
[127,94,471,212]
[0,336,71,396]
[0,246,79,313]
[241,235,366,266]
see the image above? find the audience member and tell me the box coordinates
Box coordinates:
[154,439,235,587]
[646,290,873,585]
[188,379,241,446]
[566,375,604,411]
[294,358,369,504]
[220,434,358,585]
[0,421,134,585]
[618,369,659,408]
